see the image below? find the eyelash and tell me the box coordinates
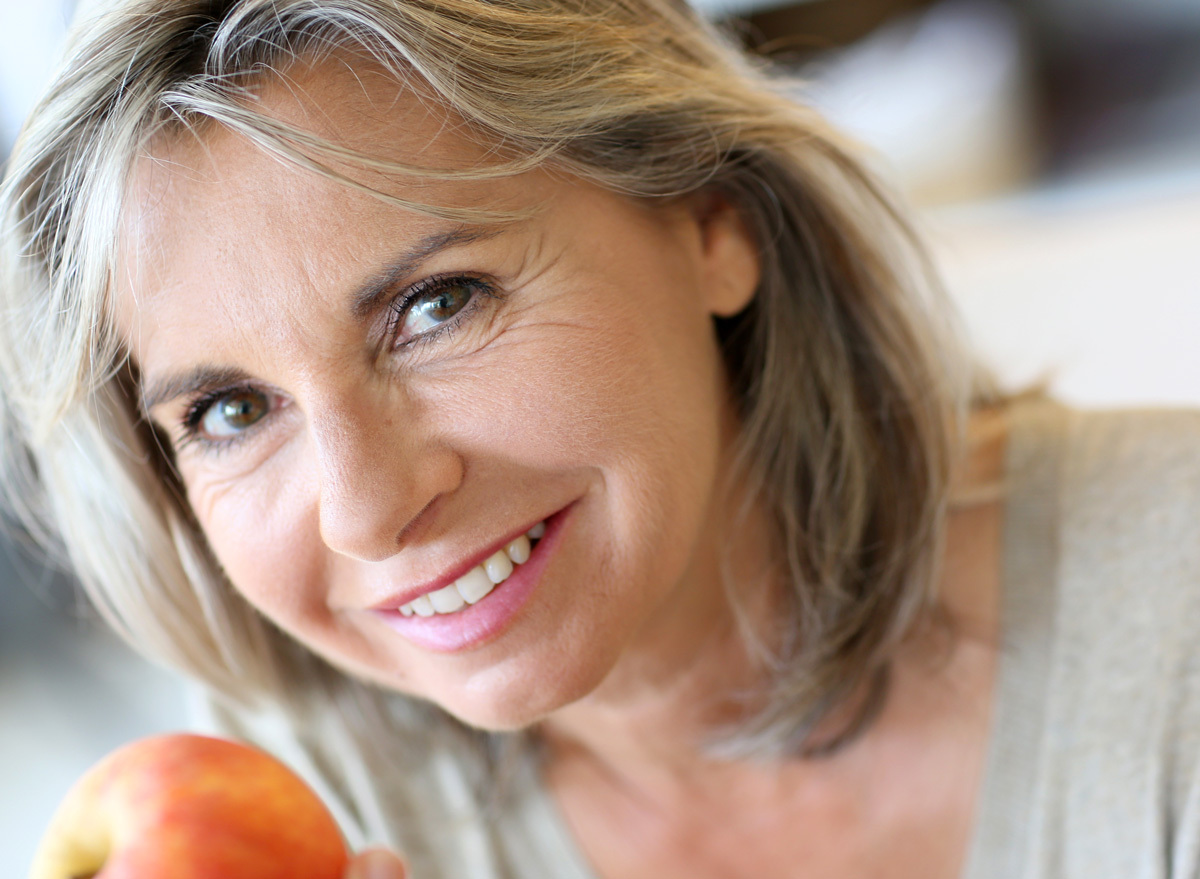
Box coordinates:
[386,273,499,350]
[176,386,263,456]
[174,273,500,454]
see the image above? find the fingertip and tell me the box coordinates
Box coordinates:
[345,847,407,879]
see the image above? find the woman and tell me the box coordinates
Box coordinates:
[2,0,1197,877]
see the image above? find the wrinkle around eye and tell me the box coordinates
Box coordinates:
[385,285,510,370]
[172,393,302,485]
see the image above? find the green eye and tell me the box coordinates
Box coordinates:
[401,281,475,338]
[200,388,271,438]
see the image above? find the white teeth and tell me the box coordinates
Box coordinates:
[506,534,531,565]
[428,582,466,613]
[483,550,514,585]
[394,519,546,618]
[456,566,496,604]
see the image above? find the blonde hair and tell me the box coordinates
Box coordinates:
[0,0,978,759]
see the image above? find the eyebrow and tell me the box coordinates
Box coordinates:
[140,364,252,414]
[349,225,501,321]
[139,225,502,413]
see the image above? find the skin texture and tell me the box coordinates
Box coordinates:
[119,58,1004,879]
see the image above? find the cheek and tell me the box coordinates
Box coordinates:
[428,296,724,475]
[428,290,729,572]
[188,463,325,624]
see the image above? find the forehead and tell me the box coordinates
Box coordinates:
[114,55,527,345]
[122,56,507,242]
[137,53,497,192]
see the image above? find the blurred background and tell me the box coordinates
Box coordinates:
[2,0,1198,874]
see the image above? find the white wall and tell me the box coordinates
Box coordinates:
[930,162,1200,407]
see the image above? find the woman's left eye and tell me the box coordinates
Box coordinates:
[190,387,272,442]
[392,276,492,346]
[172,386,276,457]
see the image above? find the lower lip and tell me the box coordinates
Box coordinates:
[372,503,574,653]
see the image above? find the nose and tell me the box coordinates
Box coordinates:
[309,392,462,562]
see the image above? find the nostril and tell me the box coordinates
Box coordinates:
[311,409,465,562]
[394,495,442,549]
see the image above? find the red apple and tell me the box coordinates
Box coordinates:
[29,733,349,879]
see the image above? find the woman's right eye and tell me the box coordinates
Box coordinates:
[185,387,272,444]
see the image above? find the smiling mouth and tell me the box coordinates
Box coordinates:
[396,520,546,617]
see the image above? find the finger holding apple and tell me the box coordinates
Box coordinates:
[29,733,352,879]
[343,848,408,879]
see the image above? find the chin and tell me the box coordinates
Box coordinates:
[436,689,573,733]
[433,655,615,733]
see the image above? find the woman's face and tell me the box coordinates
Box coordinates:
[119,61,759,730]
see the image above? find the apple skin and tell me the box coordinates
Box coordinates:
[29,733,349,879]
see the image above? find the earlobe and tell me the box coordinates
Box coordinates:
[695,193,761,318]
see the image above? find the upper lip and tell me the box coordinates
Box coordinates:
[369,515,548,612]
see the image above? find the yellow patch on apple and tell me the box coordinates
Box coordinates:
[29,733,349,879]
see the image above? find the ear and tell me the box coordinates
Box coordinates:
[689,190,760,318]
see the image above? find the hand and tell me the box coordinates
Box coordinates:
[344,847,408,879]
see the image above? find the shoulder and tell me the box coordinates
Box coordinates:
[1059,404,1200,549]
[1023,399,1200,647]
[1019,401,1200,861]
[1004,397,1200,625]
[1051,404,1200,635]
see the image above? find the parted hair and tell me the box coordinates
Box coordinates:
[0,0,978,760]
